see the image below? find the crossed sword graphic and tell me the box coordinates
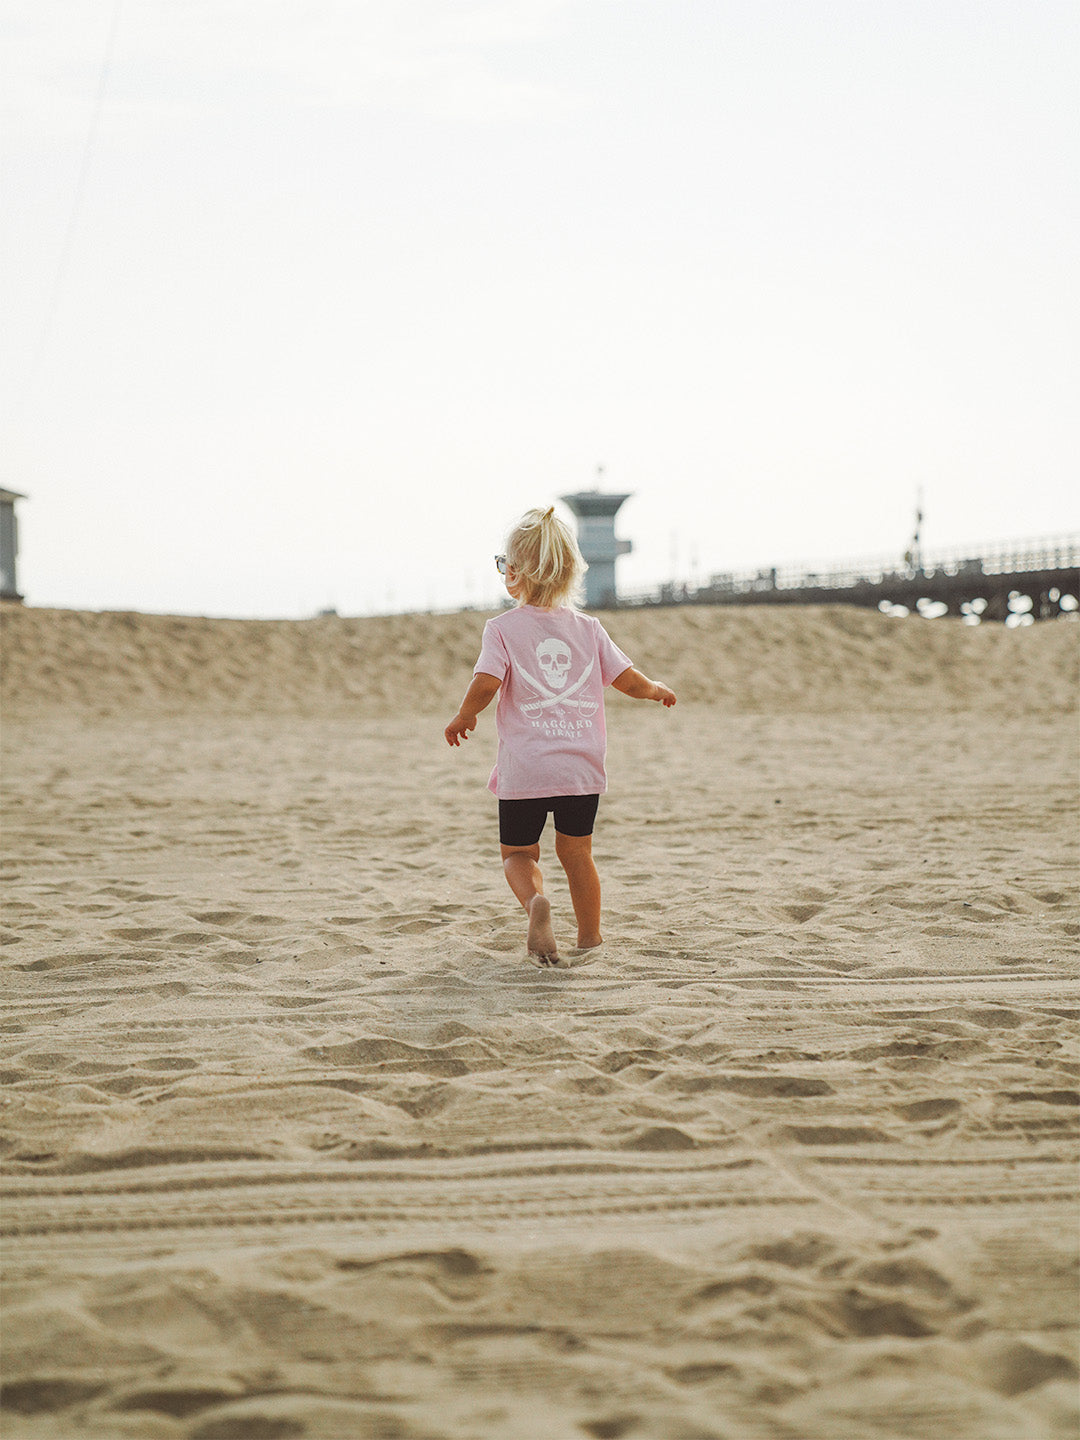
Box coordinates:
[518,658,595,712]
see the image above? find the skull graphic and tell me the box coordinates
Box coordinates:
[536,638,572,690]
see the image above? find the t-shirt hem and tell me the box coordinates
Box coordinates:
[488,782,608,800]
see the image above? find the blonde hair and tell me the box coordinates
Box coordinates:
[505,505,587,610]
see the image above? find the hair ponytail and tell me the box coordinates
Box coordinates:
[505,505,587,609]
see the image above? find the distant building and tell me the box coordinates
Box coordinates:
[560,490,633,608]
[0,489,26,602]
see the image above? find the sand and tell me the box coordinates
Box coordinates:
[1,602,1077,1440]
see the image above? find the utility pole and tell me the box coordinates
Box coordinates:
[905,488,924,573]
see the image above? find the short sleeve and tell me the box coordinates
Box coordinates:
[594,619,633,686]
[473,619,510,682]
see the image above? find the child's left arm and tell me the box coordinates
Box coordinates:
[444,672,502,746]
[611,667,677,706]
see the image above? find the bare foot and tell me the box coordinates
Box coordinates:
[576,933,603,951]
[526,895,559,966]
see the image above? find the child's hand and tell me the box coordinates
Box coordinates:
[611,667,677,706]
[444,712,477,746]
[444,675,500,747]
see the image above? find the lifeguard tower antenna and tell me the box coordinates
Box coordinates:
[560,481,632,609]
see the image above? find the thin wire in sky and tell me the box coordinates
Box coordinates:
[27,0,123,396]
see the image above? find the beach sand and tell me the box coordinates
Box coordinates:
[1,603,1077,1439]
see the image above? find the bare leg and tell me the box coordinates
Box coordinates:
[555,831,602,950]
[501,843,559,964]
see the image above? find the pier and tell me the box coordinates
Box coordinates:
[618,535,1079,622]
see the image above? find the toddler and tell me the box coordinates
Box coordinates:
[444,505,676,966]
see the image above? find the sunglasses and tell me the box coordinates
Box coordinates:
[495,555,509,575]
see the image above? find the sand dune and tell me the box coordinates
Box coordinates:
[1,603,1077,1439]
[3,601,1076,716]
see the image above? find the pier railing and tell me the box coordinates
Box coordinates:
[615,534,1079,616]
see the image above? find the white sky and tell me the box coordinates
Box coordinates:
[2,0,1077,617]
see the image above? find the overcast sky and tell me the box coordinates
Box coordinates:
[3,0,1076,617]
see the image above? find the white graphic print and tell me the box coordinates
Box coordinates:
[536,638,571,689]
[518,638,598,721]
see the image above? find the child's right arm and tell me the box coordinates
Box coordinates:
[444,672,502,746]
[610,667,677,707]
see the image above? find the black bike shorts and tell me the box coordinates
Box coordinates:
[498,794,600,847]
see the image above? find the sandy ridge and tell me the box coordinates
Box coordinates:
[2,601,1076,716]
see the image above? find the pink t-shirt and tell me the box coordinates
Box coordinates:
[473,605,633,799]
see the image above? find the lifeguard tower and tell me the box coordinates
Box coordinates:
[560,489,632,608]
[0,489,26,602]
